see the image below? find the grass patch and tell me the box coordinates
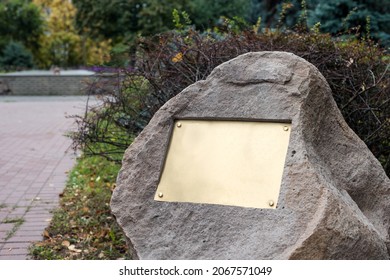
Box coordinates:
[3,217,25,240]
[3,217,24,224]
[0,203,6,209]
[29,155,131,260]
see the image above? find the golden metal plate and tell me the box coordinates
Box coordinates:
[155,120,291,209]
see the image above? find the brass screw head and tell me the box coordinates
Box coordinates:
[177,122,182,128]
[283,126,289,131]
[158,192,164,198]
[268,200,275,207]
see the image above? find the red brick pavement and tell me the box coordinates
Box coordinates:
[0,96,88,259]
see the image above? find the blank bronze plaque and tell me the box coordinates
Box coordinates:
[155,120,291,209]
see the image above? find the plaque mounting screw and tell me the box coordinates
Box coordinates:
[158,192,164,198]
[283,126,289,131]
[177,122,182,128]
[268,200,275,207]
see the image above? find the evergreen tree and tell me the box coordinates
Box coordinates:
[309,0,390,46]
[0,41,34,71]
[249,0,389,46]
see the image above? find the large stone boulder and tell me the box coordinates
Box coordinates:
[111,51,390,259]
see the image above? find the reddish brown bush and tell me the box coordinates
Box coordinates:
[72,28,390,174]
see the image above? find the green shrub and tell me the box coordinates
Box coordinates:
[0,41,34,71]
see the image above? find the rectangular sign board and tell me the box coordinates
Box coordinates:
[155,120,291,209]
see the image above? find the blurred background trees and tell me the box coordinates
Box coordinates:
[0,0,43,69]
[1,0,389,70]
[32,0,111,68]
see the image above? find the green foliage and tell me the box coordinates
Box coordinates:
[0,41,34,70]
[189,0,251,30]
[297,0,308,29]
[0,0,43,57]
[33,0,111,68]
[172,8,192,31]
[109,42,132,67]
[253,16,262,33]
[72,0,253,42]
[73,0,140,42]
[136,0,190,35]
[247,1,389,47]
[277,1,295,29]
[268,0,390,46]
[1,0,388,68]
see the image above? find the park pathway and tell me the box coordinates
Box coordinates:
[0,96,88,259]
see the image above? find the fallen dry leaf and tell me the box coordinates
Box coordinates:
[68,245,82,253]
[43,230,50,239]
[98,228,109,238]
[61,240,70,247]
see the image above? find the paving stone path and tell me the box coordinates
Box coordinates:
[0,96,88,259]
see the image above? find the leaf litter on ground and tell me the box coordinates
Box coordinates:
[29,156,131,260]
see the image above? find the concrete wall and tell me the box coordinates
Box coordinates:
[0,75,94,95]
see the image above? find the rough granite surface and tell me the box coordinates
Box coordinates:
[111,52,390,259]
